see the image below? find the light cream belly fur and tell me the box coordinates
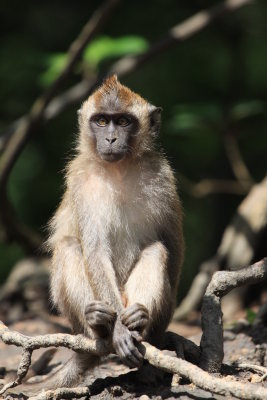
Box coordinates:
[82,169,159,285]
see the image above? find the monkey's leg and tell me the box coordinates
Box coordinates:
[124,242,173,342]
[49,237,103,386]
[123,242,174,384]
[51,236,97,336]
[53,236,143,369]
[8,238,103,396]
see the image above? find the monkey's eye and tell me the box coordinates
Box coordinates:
[117,116,130,126]
[96,116,108,127]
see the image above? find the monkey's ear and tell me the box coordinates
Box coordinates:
[149,106,162,136]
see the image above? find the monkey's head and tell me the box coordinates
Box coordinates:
[78,75,162,162]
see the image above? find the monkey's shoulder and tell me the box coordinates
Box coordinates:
[140,153,178,193]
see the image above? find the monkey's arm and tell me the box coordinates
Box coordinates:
[124,236,182,342]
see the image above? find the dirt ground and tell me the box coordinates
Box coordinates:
[0,311,266,399]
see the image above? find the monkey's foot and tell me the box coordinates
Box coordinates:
[121,303,149,333]
[85,301,116,338]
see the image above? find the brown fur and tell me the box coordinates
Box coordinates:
[10,76,184,395]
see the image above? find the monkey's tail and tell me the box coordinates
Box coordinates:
[6,353,99,397]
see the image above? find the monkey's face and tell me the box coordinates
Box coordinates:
[89,113,139,162]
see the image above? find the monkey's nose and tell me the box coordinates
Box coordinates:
[105,137,117,144]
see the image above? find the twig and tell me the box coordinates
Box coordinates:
[0,320,111,395]
[235,362,267,376]
[110,0,254,78]
[142,342,267,400]
[0,0,120,251]
[199,258,267,372]
[173,257,218,320]
[177,173,248,198]
[28,387,90,400]
[259,373,267,382]
[1,0,254,154]
[0,0,253,252]
[1,297,267,400]
[0,0,120,190]
[223,131,255,190]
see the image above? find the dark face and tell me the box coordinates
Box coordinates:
[89,113,139,162]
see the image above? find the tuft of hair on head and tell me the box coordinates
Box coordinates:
[93,74,147,110]
[100,74,119,92]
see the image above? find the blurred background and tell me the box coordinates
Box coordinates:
[0,0,266,325]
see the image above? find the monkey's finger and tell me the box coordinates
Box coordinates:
[86,310,116,322]
[85,304,112,312]
[115,341,137,368]
[86,314,116,327]
[127,339,144,367]
[121,337,143,368]
[85,304,116,316]
[131,330,143,342]
[121,304,148,321]
[122,311,149,327]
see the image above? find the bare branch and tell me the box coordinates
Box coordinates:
[29,387,90,400]
[0,0,121,251]
[177,173,248,198]
[0,0,254,252]
[0,0,254,160]
[143,342,267,400]
[174,177,267,321]
[224,131,255,190]
[173,257,218,320]
[110,0,253,77]
[235,363,267,376]
[0,0,120,190]
[200,258,267,372]
[1,309,267,400]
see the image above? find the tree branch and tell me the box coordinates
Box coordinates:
[199,257,267,372]
[223,131,255,190]
[0,0,253,252]
[0,0,120,190]
[174,177,267,321]
[1,310,267,400]
[0,0,121,251]
[177,173,249,198]
[29,387,90,400]
[1,259,267,399]
[1,0,254,152]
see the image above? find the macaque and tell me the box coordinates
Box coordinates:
[17,75,184,391]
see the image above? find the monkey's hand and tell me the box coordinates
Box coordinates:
[121,303,149,334]
[112,318,143,368]
[85,301,116,338]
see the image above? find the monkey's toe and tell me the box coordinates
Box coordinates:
[85,301,116,325]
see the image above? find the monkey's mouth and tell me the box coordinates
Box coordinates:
[100,152,125,162]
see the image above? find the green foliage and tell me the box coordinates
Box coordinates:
[230,100,265,121]
[39,53,67,87]
[168,103,222,133]
[39,35,148,86]
[83,35,148,67]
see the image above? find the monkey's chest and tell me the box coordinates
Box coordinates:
[84,174,160,283]
[104,194,158,283]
